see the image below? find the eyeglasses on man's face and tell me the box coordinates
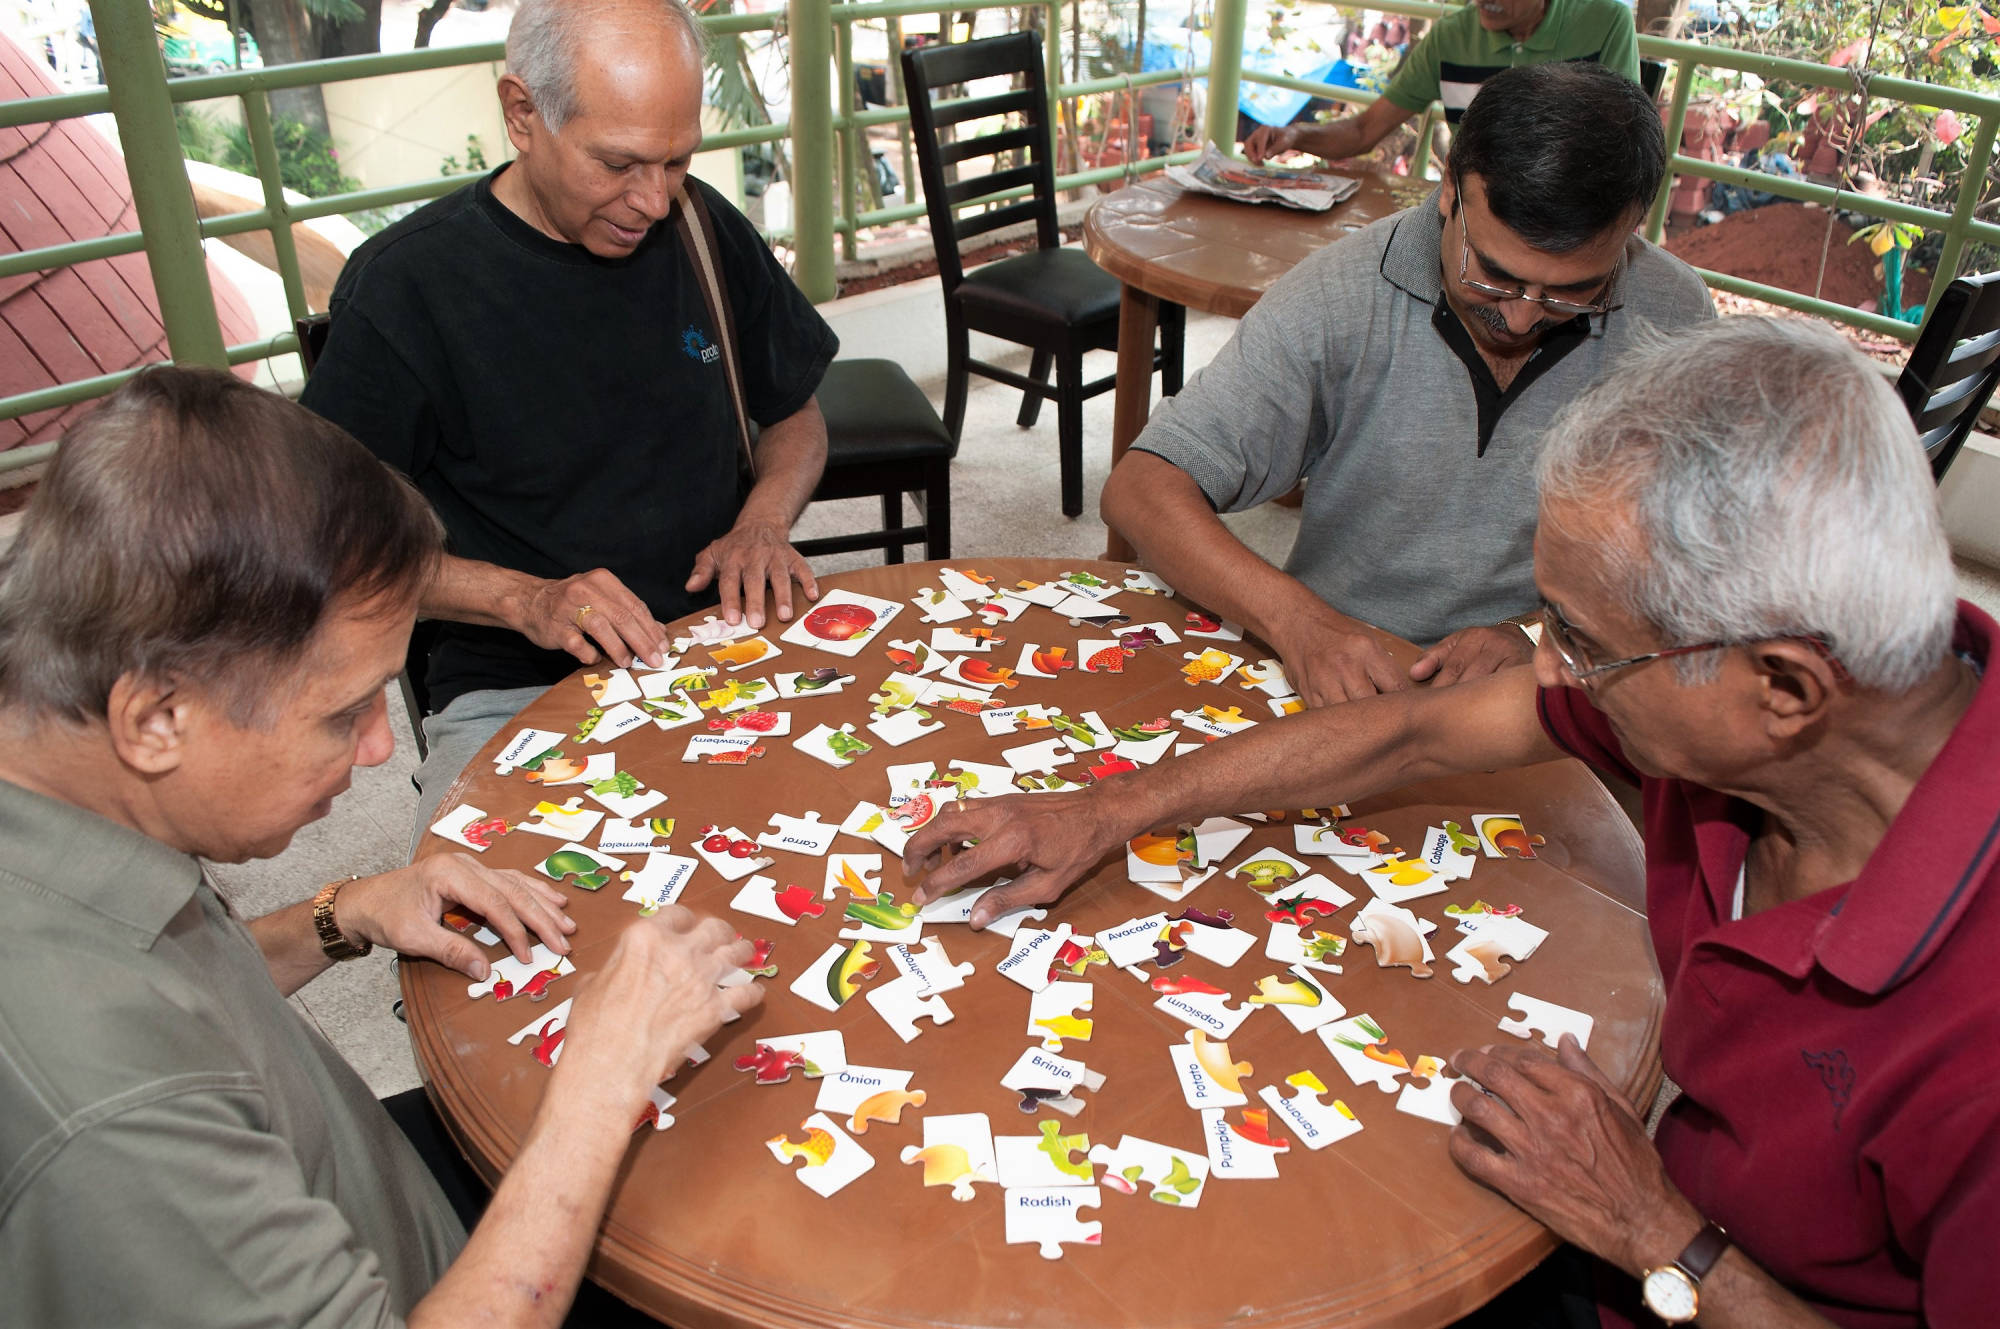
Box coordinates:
[1453,183,1623,319]
[1537,602,1851,691]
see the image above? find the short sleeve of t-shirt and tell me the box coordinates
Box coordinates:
[1382,25,1445,113]
[1536,685,1643,785]
[1132,234,1367,511]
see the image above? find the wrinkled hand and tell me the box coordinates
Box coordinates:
[518,567,668,669]
[1270,614,1409,707]
[1410,623,1535,689]
[685,519,820,630]
[556,908,761,1107]
[338,855,577,981]
[1448,1036,1700,1276]
[902,792,1122,928]
[1243,123,1301,165]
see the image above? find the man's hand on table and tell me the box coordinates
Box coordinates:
[340,856,577,980]
[1242,123,1303,165]
[903,792,1129,928]
[1448,1036,1703,1278]
[513,567,670,670]
[1409,623,1536,689]
[686,517,820,631]
[556,907,762,1109]
[1268,612,1411,707]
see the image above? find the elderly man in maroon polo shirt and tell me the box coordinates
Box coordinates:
[903,315,1997,1328]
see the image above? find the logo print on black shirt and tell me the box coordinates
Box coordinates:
[1801,1049,1855,1131]
[682,326,720,364]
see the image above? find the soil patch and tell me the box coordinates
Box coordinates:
[1663,201,1931,314]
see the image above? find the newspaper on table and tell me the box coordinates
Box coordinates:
[1166,142,1361,212]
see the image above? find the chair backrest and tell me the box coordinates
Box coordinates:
[295,312,332,373]
[1638,58,1667,101]
[901,32,1060,294]
[289,308,436,732]
[1895,269,2000,483]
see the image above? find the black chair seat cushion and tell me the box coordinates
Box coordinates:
[956,248,1123,328]
[815,359,957,471]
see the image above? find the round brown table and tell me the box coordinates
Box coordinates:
[1084,170,1436,560]
[402,557,1661,1329]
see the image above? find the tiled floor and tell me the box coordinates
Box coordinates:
[205,282,2000,1097]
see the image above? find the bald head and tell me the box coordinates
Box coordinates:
[507,0,704,134]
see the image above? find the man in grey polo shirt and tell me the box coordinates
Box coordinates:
[0,368,760,1327]
[1104,62,1714,707]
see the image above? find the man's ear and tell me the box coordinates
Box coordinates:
[105,673,193,776]
[1752,639,1841,743]
[496,73,540,156]
[1437,169,1457,222]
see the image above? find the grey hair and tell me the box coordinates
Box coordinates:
[1537,315,1956,693]
[507,0,705,133]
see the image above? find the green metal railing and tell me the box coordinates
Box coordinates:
[4,0,1998,460]
[1231,0,2000,345]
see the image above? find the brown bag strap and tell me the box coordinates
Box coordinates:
[672,179,756,479]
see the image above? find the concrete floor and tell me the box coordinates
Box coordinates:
[206,274,2000,1098]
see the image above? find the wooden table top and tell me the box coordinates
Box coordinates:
[401,558,1661,1329]
[1083,170,1437,318]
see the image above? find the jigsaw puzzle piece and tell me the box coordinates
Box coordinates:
[1350,899,1439,977]
[995,1119,1096,1188]
[994,924,1074,992]
[1395,1056,1466,1125]
[1498,993,1595,1050]
[1200,1106,1291,1178]
[1086,1135,1209,1206]
[1004,1186,1102,1259]
[1318,1013,1412,1094]
[465,944,574,1003]
[865,972,955,1042]
[1168,1029,1252,1108]
[1256,1070,1364,1150]
[1445,913,1550,984]
[1027,981,1094,1051]
[899,1112,997,1201]
[766,1113,875,1197]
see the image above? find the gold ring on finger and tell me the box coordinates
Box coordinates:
[575,604,596,626]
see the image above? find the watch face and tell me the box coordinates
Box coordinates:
[1643,1267,1698,1322]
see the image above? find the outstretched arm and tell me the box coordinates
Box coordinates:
[1243,98,1414,165]
[904,664,1559,925]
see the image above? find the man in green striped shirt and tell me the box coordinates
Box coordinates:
[1244,0,1640,164]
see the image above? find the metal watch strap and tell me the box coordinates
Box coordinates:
[312,876,371,961]
[1675,1221,1731,1282]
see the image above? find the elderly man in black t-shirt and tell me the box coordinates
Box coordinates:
[303,0,836,836]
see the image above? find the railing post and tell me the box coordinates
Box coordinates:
[1409,103,1438,180]
[242,91,310,322]
[790,0,838,302]
[89,0,228,367]
[1645,56,1696,244]
[1930,108,2000,315]
[1043,0,1063,164]
[833,16,860,261]
[1205,0,1247,154]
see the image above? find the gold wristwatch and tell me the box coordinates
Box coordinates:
[1641,1222,1730,1323]
[312,876,372,961]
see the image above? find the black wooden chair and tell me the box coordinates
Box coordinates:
[296,312,438,760]
[793,358,955,563]
[902,30,1184,517]
[1895,270,2000,483]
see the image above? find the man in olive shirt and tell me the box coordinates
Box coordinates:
[0,368,760,1328]
[1243,0,1640,164]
